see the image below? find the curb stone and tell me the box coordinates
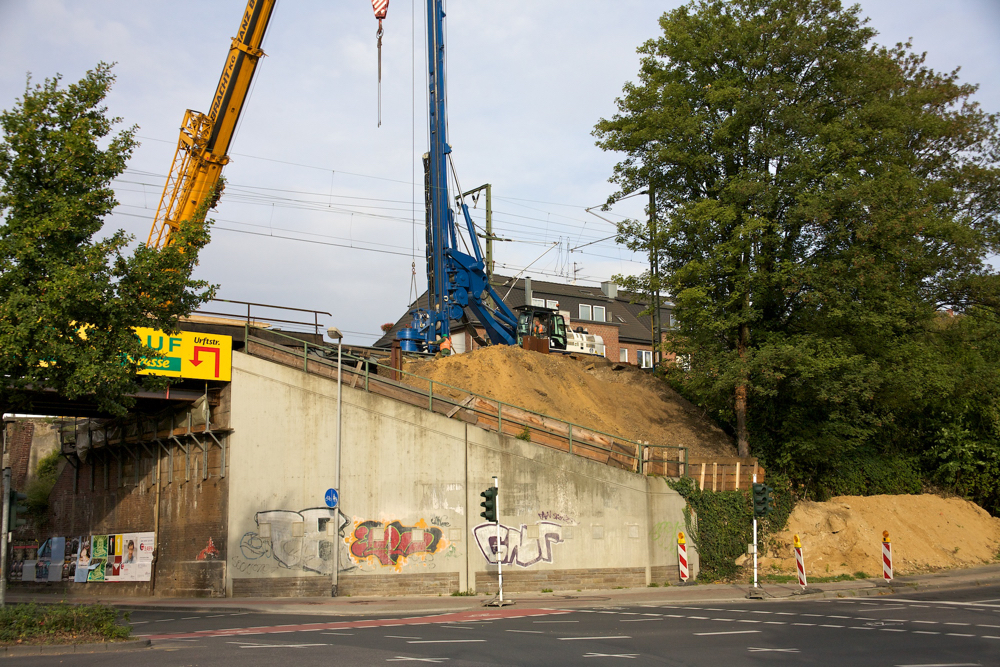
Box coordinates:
[0,638,150,658]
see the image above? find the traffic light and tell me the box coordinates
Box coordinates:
[752,483,767,518]
[480,487,498,522]
[763,485,775,516]
[8,489,28,529]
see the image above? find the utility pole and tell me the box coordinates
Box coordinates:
[461,184,506,280]
[649,182,662,366]
[1,467,10,607]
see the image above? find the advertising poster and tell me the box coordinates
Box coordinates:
[63,537,80,582]
[105,533,123,582]
[87,534,108,582]
[135,533,155,581]
[86,559,106,582]
[74,536,92,583]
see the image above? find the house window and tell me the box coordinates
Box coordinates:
[638,350,653,369]
[593,305,606,322]
[546,300,559,310]
[619,348,628,363]
[531,298,545,307]
[669,312,678,328]
[579,304,592,321]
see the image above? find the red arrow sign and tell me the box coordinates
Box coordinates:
[190,346,221,378]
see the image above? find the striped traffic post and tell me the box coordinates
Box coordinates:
[793,534,807,589]
[677,532,689,582]
[882,530,893,581]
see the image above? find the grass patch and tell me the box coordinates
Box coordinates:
[0,603,131,646]
[450,590,478,597]
[541,588,553,593]
[760,572,871,584]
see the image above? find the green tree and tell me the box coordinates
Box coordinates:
[0,63,215,416]
[595,0,1000,482]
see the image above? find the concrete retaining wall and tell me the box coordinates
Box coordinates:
[226,351,697,597]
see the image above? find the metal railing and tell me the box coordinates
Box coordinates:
[244,325,690,478]
[193,299,331,336]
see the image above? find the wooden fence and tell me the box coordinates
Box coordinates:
[688,457,764,491]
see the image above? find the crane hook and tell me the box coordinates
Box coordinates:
[372,0,389,127]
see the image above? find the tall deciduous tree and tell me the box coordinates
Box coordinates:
[595,0,1000,475]
[0,63,215,416]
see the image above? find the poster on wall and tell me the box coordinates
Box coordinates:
[74,536,91,583]
[34,538,65,583]
[87,534,108,582]
[105,534,123,582]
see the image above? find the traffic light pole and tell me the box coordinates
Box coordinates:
[493,476,503,604]
[1,467,10,607]
[752,473,758,591]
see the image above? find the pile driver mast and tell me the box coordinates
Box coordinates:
[398,0,519,352]
[147,0,276,249]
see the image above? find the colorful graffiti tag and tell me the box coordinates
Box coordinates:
[347,519,446,571]
[473,521,564,568]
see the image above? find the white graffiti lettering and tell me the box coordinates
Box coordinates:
[473,521,563,568]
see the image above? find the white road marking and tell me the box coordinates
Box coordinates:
[737,620,761,624]
[621,618,661,622]
[792,623,814,627]
[322,632,355,636]
[849,627,874,631]
[913,621,938,624]
[775,612,796,616]
[689,616,709,620]
[820,625,844,628]
[693,630,761,636]
[407,640,486,644]
[763,622,787,625]
[582,653,638,659]
[180,617,199,620]
[154,619,173,623]
[712,618,736,622]
[748,647,799,653]
[640,613,662,617]
[506,630,543,634]
[944,623,971,626]
[979,624,1000,628]
[827,615,851,619]
[441,625,474,630]
[386,636,423,639]
[945,633,975,637]
[892,599,1000,610]
[234,643,329,649]
[912,631,940,635]
[386,657,449,663]
[879,629,907,632]
[894,663,982,667]
[801,614,823,617]
[534,620,579,623]
[559,636,632,641]
[206,614,226,618]
[132,621,148,625]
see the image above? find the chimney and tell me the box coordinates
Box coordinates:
[524,277,532,305]
[601,281,618,299]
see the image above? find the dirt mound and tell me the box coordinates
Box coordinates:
[757,494,1000,576]
[403,346,735,457]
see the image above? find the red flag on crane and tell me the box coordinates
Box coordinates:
[372,0,389,127]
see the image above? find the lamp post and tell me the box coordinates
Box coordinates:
[326,326,343,596]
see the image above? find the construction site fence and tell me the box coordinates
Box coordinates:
[244,327,690,479]
[689,457,766,492]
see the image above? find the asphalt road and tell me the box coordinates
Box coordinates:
[10,585,1000,665]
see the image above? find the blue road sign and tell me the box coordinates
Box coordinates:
[325,488,339,509]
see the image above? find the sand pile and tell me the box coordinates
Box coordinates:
[403,345,735,457]
[756,494,1000,576]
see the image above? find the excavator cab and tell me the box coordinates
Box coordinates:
[515,306,567,351]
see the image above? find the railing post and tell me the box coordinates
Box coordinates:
[429,380,434,412]
[303,342,309,372]
[498,402,503,436]
[568,424,573,454]
[365,362,369,391]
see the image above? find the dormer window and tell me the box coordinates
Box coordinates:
[578,304,606,322]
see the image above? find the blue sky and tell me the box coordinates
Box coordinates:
[2,0,998,344]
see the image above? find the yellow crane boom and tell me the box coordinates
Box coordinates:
[147,0,277,249]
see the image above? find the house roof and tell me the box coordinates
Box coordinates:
[374,274,672,348]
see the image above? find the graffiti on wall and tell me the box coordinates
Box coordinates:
[346,519,447,572]
[239,507,341,575]
[473,521,564,568]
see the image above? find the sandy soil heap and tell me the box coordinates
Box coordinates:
[757,494,1000,576]
[403,345,735,457]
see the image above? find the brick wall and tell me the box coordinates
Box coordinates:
[475,567,646,593]
[232,576,330,598]
[5,420,34,488]
[339,572,459,597]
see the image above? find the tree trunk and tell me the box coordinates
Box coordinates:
[735,321,749,457]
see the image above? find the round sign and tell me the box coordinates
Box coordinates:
[324,488,339,509]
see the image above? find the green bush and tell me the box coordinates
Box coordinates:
[0,603,131,645]
[667,476,793,581]
[815,452,923,499]
[25,449,62,520]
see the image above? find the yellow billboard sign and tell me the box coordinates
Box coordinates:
[135,328,232,381]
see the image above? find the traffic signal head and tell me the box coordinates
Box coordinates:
[763,485,775,516]
[8,489,28,529]
[479,487,498,522]
[752,482,767,517]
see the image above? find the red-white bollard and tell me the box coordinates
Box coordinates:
[793,534,807,589]
[677,532,689,582]
[882,530,893,581]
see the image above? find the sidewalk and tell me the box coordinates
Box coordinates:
[8,563,1000,617]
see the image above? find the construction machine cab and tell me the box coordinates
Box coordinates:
[515,306,567,351]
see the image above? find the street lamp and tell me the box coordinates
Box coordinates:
[326,326,343,596]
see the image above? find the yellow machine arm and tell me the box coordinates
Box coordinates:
[147,0,277,249]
